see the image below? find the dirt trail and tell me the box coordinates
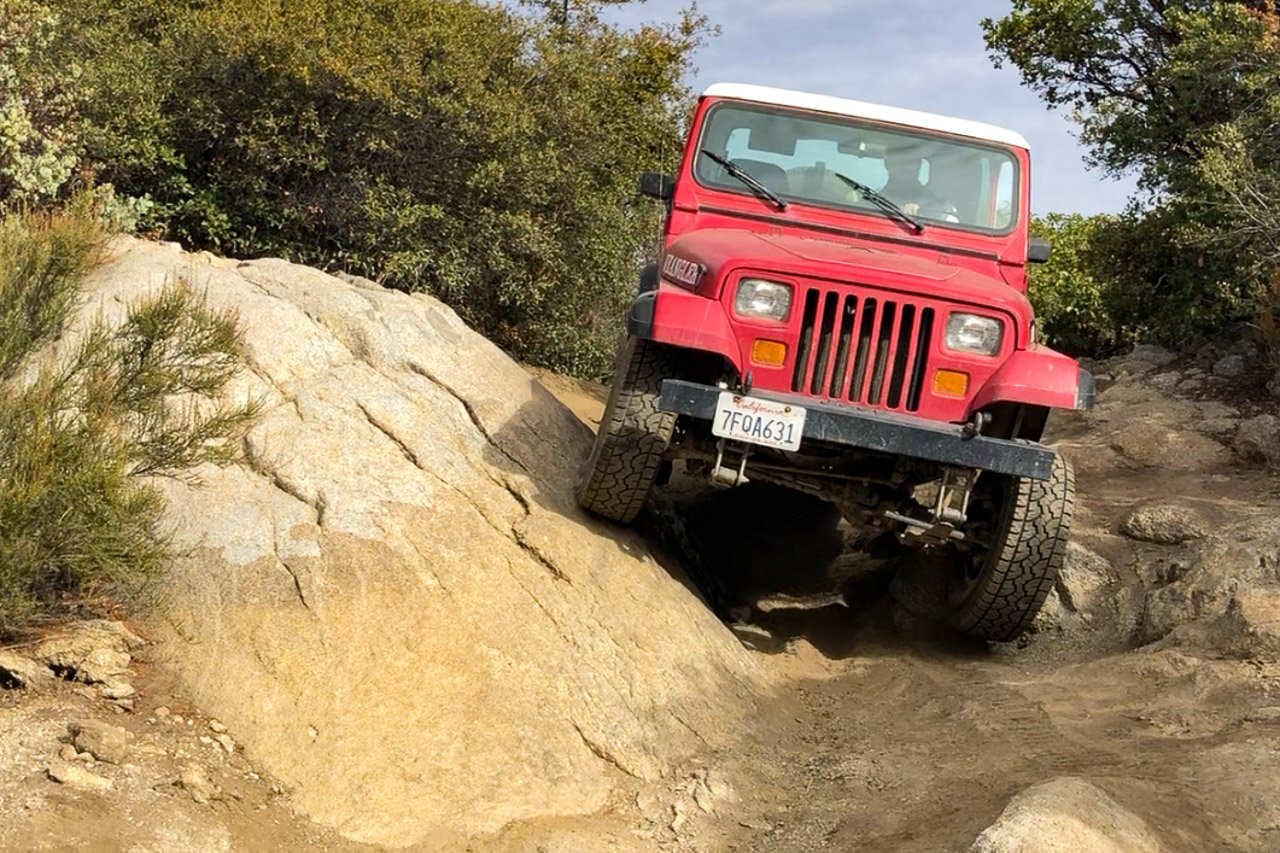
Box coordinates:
[541,355,1280,852]
[2,344,1277,852]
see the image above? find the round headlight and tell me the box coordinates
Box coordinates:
[735,279,792,321]
[945,313,1003,356]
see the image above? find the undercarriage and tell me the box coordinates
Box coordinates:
[575,337,1075,642]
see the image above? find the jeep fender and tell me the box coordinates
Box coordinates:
[627,285,743,374]
[968,345,1095,414]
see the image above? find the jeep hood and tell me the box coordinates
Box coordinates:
[664,228,1032,320]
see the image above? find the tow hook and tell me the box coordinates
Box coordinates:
[961,411,990,441]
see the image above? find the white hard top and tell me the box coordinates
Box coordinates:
[702,83,1030,150]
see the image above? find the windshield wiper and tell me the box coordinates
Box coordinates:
[833,171,923,234]
[701,149,788,211]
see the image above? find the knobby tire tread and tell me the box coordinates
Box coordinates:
[951,451,1075,642]
[575,338,677,523]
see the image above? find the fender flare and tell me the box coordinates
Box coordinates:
[627,285,744,374]
[968,346,1095,413]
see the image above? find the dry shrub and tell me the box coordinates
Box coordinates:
[0,206,259,636]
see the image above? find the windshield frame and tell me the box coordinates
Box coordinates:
[691,100,1023,238]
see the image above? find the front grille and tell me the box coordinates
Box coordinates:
[790,288,935,412]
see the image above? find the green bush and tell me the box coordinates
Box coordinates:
[1028,208,1259,358]
[39,0,706,377]
[0,1,82,206]
[1027,213,1114,356]
[1088,204,1260,350]
[0,207,259,636]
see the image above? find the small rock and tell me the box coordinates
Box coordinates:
[1213,354,1247,377]
[1129,344,1176,365]
[1244,707,1280,724]
[1177,379,1204,393]
[172,715,185,725]
[1033,588,1071,633]
[34,620,144,673]
[1121,505,1206,545]
[669,801,688,834]
[1148,371,1182,391]
[215,734,235,754]
[1266,370,1280,398]
[47,760,112,792]
[99,679,136,701]
[1235,415,1280,467]
[1195,417,1239,438]
[70,720,129,765]
[1108,422,1229,471]
[57,744,77,762]
[704,767,731,798]
[1055,542,1117,613]
[1229,337,1262,362]
[1216,589,1280,659]
[209,720,227,734]
[0,650,54,690]
[154,706,170,718]
[692,784,714,813]
[970,777,1163,853]
[178,764,220,804]
[76,648,130,685]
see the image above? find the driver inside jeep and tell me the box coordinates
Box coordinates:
[880,148,956,219]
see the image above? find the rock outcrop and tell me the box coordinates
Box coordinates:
[970,777,1165,853]
[82,238,765,846]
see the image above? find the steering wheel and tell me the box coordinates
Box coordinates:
[915,204,961,224]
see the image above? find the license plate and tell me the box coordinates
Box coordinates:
[712,392,807,452]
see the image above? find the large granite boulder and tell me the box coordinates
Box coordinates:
[83,238,764,846]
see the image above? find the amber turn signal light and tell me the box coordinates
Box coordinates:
[932,369,970,398]
[751,339,788,367]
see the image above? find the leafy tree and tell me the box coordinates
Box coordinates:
[983,1,1280,192]
[40,0,710,377]
[986,2,1280,347]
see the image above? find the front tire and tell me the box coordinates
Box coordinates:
[575,337,678,523]
[949,451,1075,642]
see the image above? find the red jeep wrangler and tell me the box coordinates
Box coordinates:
[576,84,1092,642]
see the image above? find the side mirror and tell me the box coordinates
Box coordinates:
[639,172,675,201]
[1028,237,1052,264]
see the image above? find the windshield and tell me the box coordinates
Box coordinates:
[694,102,1019,234]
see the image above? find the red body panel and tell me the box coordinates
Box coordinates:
[650,282,745,373]
[968,346,1082,412]
[644,93,1083,426]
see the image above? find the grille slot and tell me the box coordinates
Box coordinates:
[791,287,934,412]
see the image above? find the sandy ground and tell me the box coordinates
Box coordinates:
[522,367,1280,852]
[3,362,1278,852]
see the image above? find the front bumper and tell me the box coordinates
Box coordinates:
[658,379,1055,480]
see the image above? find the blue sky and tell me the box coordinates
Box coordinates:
[602,0,1137,216]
